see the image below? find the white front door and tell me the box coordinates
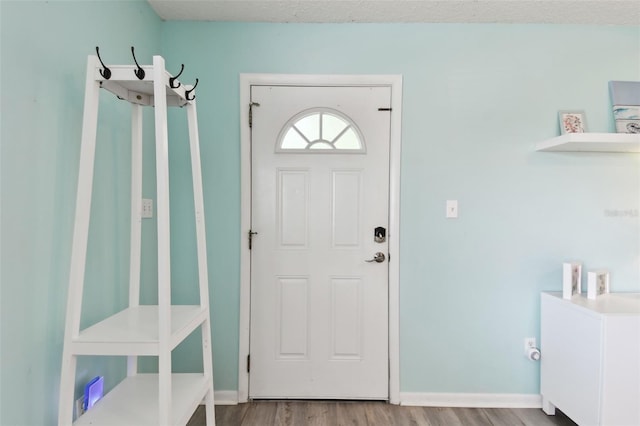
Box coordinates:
[249,85,391,399]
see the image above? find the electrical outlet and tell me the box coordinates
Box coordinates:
[76,396,85,417]
[524,337,536,355]
[142,198,153,218]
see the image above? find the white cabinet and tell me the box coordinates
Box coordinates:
[540,292,640,426]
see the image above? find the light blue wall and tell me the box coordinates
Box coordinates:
[1,1,162,425]
[159,22,640,393]
[1,3,639,424]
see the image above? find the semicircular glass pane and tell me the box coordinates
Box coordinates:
[281,128,308,149]
[333,127,361,150]
[295,114,320,142]
[308,141,334,149]
[322,113,349,143]
[276,108,365,153]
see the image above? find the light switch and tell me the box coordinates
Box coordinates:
[446,200,458,218]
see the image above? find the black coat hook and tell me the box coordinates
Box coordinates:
[169,64,184,89]
[95,46,111,80]
[185,78,199,101]
[130,46,145,80]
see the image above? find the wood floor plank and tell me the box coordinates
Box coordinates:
[273,401,297,426]
[273,401,334,425]
[512,407,578,426]
[365,402,396,425]
[210,404,250,425]
[451,407,493,426]
[304,401,337,426]
[512,408,561,426]
[186,405,206,426]
[238,401,278,426]
[188,401,580,426]
[481,408,526,426]
[417,406,461,426]
[392,406,430,425]
[335,401,370,426]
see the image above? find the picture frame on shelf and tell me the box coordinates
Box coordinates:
[614,119,640,134]
[612,106,640,134]
[587,270,610,300]
[609,81,640,134]
[559,111,587,134]
[562,262,582,299]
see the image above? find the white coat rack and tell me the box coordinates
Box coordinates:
[58,47,215,426]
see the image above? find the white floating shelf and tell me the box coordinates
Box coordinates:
[536,133,640,153]
[74,374,209,426]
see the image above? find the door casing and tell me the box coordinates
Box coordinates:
[238,73,403,404]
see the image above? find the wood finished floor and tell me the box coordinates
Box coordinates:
[187,402,578,426]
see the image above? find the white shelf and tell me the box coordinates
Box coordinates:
[535,133,640,153]
[71,306,208,356]
[99,65,192,107]
[74,374,209,426]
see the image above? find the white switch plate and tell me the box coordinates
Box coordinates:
[446,200,458,218]
[142,198,153,218]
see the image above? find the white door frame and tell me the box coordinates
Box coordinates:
[238,73,402,404]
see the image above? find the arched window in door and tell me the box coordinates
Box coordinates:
[277,108,366,153]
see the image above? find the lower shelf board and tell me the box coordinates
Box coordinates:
[74,373,211,426]
[72,305,208,356]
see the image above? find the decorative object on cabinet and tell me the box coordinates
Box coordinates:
[587,270,610,300]
[57,47,215,426]
[558,110,587,134]
[609,81,640,134]
[541,292,640,426]
[562,262,582,299]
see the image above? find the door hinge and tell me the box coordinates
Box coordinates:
[249,102,260,128]
[247,354,251,373]
[248,230,258,250]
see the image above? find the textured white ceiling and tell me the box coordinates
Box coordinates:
[147,0,640,24]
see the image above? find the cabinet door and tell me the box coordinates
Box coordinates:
[541,296,602,425]
[600,315,640,425]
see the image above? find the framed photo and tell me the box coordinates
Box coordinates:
[609,81,640,134]
[587,270,610,300]
[558,111,587,134]
[613,106,640,134]
[562,262,582,299]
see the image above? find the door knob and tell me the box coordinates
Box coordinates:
[365,252,386,263]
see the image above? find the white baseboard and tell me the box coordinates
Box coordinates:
[399,392,542,408]
[212,390,540,408]
[214,390,239,405]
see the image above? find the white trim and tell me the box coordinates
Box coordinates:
[218,392,543,408]
[238,73,403,404]
[214,391,239,406]
[399,392,543,408]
